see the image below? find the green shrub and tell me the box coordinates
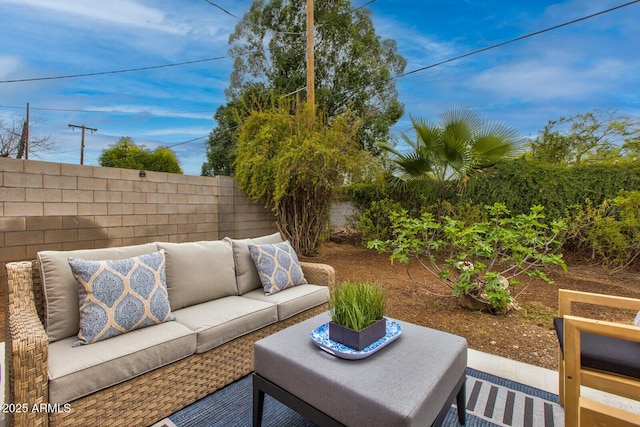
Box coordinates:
[565,190,640,269]
[356,198,403,244]
[368,203,567,313]
[329,281,386,331]
[357,198,485,244]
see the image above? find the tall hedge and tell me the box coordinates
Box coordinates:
[463,160,640,218]
[342,159,640,221]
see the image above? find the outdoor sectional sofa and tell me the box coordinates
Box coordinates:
[5,232,334,427]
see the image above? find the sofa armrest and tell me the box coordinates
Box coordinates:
[6,261,49,427]
[300,262,335,287]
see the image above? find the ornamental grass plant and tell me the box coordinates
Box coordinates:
[329,281,386,331]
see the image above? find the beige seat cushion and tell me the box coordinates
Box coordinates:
[224,232,282,295]
[172,296,277,353]
[157,240,237,310]
[38,243,159,342]
[48,321,195,405]
[242,284,329,320]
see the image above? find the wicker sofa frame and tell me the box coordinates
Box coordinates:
[5,259,334,427]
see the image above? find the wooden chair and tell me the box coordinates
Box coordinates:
[555,289,640,427]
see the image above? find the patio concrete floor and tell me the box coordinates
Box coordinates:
[469,348,640,417]
[1,344,637,426]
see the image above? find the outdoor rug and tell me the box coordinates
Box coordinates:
[153,367,563,427]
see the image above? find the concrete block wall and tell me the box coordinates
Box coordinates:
[329,201,359,228]
[0,157,277,280]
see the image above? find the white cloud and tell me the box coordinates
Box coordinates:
[471,50,630,102]
[86,105,213,121]
[0,55,22,79]
[145,127,212,137]
[371,13,457,73]
[1,0,187,35]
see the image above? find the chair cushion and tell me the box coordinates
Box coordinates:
[38,243,159,342]
[172,296,277,353]
[68,251,175,346]
[248,241,307,295]
[48,320,195,405]
[242,284,329,320]
[156,240,237,310]
[223,232,283,295]
[554,317,640,379]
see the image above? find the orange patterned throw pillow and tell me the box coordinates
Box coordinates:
[248,241,307,295]
[68,251,175,346]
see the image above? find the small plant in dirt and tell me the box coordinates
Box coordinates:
[368,203,567,314]
[329,281,386,331]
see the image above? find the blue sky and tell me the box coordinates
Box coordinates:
[1,0,639,175]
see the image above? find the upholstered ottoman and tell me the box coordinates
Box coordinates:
[253,312,467,426]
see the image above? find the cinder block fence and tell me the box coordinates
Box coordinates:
[0,157,277,281]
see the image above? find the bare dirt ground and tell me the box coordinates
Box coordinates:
[1,240,638,371]
[302,240,640,371]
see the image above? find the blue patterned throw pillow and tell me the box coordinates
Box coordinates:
[68,250,175,346]
[248,241,307,295]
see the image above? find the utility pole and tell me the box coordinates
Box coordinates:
[24,102,29,159]
[306,0,315,109]
[17,103,29,159]
[68,124,97,165]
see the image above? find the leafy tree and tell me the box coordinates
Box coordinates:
[1,117,53,158]
[527,121,573,165]
[146,147,183,174]
[529,109,640,165]
[235,106,370,256]
[202,84,276,176]
[204,0,406,176]
[380,107,523,193]
[99,137,182,173]
[621,132,640,159]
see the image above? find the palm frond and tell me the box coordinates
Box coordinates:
[392,151,434,177]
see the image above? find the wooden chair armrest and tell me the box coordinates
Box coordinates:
[563,315,640,424]
[558,289,640,317]
[564,315,640,343]
[5,261,49,426]
[300,262,336,287]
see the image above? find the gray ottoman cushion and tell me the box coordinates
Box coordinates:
[254,313,467,427]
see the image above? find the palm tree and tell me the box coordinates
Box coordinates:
[380,107,524,192]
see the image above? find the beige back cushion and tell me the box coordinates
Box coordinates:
[156,240,237,310]
[224,232,283,295]
[38,243,159,343]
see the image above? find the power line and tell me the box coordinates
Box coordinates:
[0,104,215,115]
[0,55,230,84]
[393,0,640,82]
[1,0,378,86]
[202,0,242,20]
[294,0,640,106]
[203,0,306,36]
[316,0,377,29]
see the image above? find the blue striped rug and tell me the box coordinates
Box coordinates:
[154,367,563,427]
